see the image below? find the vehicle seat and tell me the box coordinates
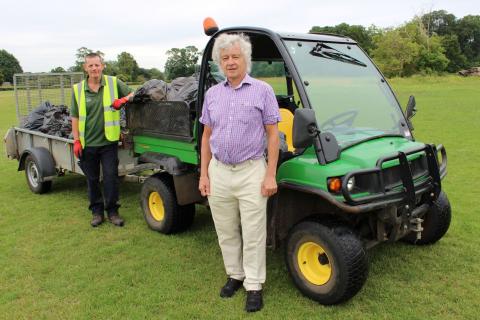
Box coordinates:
[278,108,294,152]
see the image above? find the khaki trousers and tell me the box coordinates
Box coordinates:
[208,157,267,291]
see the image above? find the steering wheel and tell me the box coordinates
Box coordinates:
[321,110,358,130]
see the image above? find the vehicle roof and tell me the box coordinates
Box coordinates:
[279,32,357,44]
[216,26,357,44]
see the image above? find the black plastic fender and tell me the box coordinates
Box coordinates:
[18,147,56,181]
[138,152,188,176]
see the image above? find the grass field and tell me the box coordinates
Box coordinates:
[1,75,479,319]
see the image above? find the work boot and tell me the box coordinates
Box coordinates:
[91,214,104,227]
[245,290,263,312]
[108,213,124,227]
[220,278,243,298]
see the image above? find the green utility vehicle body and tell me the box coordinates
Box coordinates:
[129,26,450,305]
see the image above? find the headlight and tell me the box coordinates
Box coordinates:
[347,177,355,192]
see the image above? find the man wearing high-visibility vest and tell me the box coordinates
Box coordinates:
[71,52,133,227]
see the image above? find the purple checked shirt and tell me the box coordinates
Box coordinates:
[200,74,281,165]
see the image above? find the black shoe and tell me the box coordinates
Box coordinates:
[245,290,263,312]
[220,278,243,298]
[108,214,124,227]
[91,214,104,227]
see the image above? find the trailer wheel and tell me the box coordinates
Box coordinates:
[402,191,451,245]
[25,155,52,194]
[140,175,195,234]
[285,221,368,305]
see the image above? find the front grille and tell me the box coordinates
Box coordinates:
[382,156,428,190]
[352,155,428,194]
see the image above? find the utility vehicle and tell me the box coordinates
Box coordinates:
[5,20,451,304]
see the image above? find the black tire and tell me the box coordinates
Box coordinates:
[402,191,451,245]
[24,155,52,194]
[285,221,368,305]
[140,175,195,234]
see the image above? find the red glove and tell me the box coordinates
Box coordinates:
[111,96,129,110]
[74,140,82,158]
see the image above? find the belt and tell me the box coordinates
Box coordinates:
[213,157,263,170]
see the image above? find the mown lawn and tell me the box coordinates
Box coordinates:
[0,75,479,319]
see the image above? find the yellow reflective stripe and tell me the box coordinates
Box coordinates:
[105,121,120,127]
[74,80,87,148]
[76,82,83,107]
[106,76,115,104]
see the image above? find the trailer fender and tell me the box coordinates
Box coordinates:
[18,147,56,181]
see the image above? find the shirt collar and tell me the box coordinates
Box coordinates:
[85,75,105,91]
[223,73,252,89]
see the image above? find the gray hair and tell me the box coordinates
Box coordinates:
[84,52,104,64]
[212,33,252,73]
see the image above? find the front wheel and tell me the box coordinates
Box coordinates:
[25,155,52,194]
[140,175,195,234]
[402,191,451,245]
[285,221,368,305]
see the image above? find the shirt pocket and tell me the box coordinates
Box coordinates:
[238,102,262,125]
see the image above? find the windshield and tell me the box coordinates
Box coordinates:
[284,40,410,147]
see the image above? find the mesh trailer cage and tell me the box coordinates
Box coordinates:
[126,101,195,142]
[13,72,84,124]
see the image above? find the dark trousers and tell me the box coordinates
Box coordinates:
[79,143,120,216]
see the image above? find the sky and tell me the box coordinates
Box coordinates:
[1,0,478,73]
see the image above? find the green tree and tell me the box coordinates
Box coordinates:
[420,10,467,72]
[116,74,129,82]
[117,52,139,81]
[50,66,66,73]
[0,71,4,85]
[372,29,420,77]
[250,62,285,77]
[310,23,378,53]
[148,68,165,80]
[164,46,200,80]
[137,67,165,81]
[103,60,119,76]
[441,34,468,72]
[0,49,23,83]
[456,15,480,66]
[421,10,457,36]
[372,19,449,76]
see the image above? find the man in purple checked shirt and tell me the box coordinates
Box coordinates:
[198,33,280,313]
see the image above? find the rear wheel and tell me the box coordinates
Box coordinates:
[285,221,368,305]
[402,191,451,245]
[140,175,195,234]
[25,155,52,194]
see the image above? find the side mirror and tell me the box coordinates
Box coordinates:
[293,109,341,164]
[405,95,416,130]
[292,108,317,148]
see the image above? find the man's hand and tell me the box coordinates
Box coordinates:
[74,140,82,158]
[111,96,129,110]
[199,176,211,197]
[261,175,277,197]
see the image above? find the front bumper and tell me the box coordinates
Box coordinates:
[340,144,447,211]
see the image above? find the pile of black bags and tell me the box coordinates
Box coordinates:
[131,76,198,105]
[22,101,72,138]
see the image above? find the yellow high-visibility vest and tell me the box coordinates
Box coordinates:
[73,75,120,147]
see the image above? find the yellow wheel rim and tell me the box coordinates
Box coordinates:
[149,192,165,221]
[297,241,332,285]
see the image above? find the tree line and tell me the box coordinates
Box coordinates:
[0,10,479,85]
[311,10,480,77]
